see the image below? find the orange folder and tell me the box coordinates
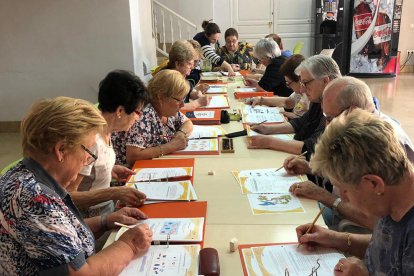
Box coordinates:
[234,91,274,99]
[238,242,297,276]
[130,158,195,183]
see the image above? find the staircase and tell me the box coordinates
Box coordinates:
[152,0,198,59]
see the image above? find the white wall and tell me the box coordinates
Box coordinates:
[400,0,414,66]
[0,0,155,122]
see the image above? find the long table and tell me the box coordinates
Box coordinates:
[104,75,325,275]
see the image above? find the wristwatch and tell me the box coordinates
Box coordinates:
[331,197,342,216]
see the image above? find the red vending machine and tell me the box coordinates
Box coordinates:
[349,0,403,77]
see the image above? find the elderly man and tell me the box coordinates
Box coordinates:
[249,55,341,157]
[286,76,414,229]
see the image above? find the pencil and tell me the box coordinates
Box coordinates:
[275,151,308,172]
[297,206,326,248]
[250,120,268,127]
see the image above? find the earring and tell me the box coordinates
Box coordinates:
[118,115,121,119]
[377,192,384,196]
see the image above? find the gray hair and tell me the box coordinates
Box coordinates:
[323,76,376,112]
[253,38,281,59]
[295,55,341,80]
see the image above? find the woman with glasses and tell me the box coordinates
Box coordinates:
[246,54,308,119]
[244,38,292,97]
[67,70,148,221]
[112,70,193,166]
[161,40,210,110]
[0,96,153,275]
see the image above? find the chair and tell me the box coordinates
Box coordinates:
[0,158,22,177]
[292,41,304,55]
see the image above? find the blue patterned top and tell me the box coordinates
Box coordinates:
[111,103,187,165]
[0,158,95,275]
[365,206,414,275]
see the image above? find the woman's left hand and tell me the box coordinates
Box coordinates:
[112,165,135,182]
[231,64,240,71]
[195,83,209,94]
[334,257,369,276]
[106,207,148,229]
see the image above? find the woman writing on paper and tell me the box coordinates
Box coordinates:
[112,70,193,167]
[0,97,152,275]
[193,20,236,76]
[161,40,210,110]
[246,54,309,119]
[244,38,292,97]
[296,109,414,275]
[67,70,147,219]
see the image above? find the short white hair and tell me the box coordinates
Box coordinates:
[295,55,341,80]
[254,38,281,59]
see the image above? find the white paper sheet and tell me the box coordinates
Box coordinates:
[130,167,193,182]
[127,180,197,201]
[242,105,284,124]
[203,95,229,109]
[119,244,200,276]
[243,244,345,276]
[188,125,225,139]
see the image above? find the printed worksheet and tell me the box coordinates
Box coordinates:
[247,193,305,215]
[235,87,257,92]
[232,168,301,194]
[177,138,219,154]
[242,244,344,276]
[119,244,200,276]
[202,95,229,109]
[115,217,205,242]
[206,85,228,94]
[130,167,193,182]
[242,105,284,124]
[247,127,294,141]
[126,180,197,201]
[188,125,225,139]
[191,110,216,119]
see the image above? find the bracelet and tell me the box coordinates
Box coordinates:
[158,145,164,157]
[100,214,109,231]
[346,233,352,253]
[259,96,263,105]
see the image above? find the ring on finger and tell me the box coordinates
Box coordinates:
[338,263,344,272]
[296,183,300,189]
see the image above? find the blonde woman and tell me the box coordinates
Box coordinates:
[0,97,152,275]
[112,70,194,166]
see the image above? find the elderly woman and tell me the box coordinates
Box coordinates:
[244,38,292,97]
[67,70,148,218]
[162,40,209,110]
[249,55,341,157]
[0,97,152,275]
[193,20,236,76]
[247,54,308,119]
[296,109,414,275]
[112,70,193,166]
[215,28,255,71]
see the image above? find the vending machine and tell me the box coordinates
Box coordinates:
[349,0,403,77]
[315,0,404,77]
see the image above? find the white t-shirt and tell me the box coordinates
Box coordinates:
[289,92,310,116]
[79,134,116,191]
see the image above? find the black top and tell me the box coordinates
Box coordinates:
[193,32,224,66]
[258,57,292,97]
[289,102,326,159]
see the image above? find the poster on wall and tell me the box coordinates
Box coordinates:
[350,0,398,74]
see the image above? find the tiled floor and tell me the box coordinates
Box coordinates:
[1,73,413,170]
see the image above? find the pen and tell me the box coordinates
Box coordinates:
[250,120,268,127]
[298,207,326,248]
[275,151,308,172]
[114,222,142,229]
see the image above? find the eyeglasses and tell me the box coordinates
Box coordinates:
[170,96,185,104]
[300,79,315,89]
[81,145,98,165]
[285,80,294,87]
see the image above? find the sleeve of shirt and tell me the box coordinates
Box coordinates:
[301,117,326,156]
[126,117,152,149]
[258,66,278,92]
[16,184,89,271]
[289,110,307,132]
[202,44,224,66]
